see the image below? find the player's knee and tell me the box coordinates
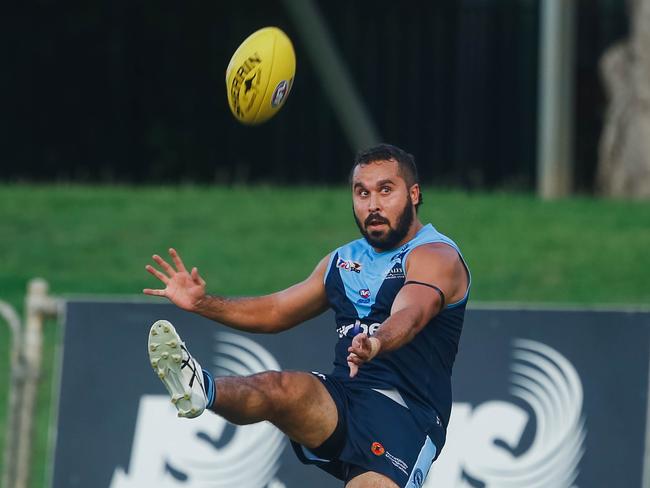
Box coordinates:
[251,370,282,401]
[254,371,304,417]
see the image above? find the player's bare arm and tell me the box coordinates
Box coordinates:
[144,248,330,333]
[347,242,468,376]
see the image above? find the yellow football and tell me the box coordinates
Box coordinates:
[225,27,296,125]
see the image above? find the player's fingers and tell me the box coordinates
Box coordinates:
[169,248,187,273]
[347,348,362,362]
[347,360,359,378]
[352,333,369,351]
[347,351,363,364]
[353,332,368,344]
[153,254,176,276]
[348,340,370,358]
[145,264,169,284]
[143,288,166,297]
[348,345,362,356]
[191,267,205,286]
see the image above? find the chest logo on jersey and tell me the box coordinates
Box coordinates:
[337,257,362,273]
[337,320,381,338]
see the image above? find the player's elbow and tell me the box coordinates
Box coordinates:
[252,323,290,334]
[241,319,285,334]
[410,308,433,336]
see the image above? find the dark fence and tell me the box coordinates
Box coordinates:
[1,0,627,189]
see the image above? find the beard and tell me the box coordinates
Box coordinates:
[354,197,414,251]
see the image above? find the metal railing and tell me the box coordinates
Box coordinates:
[1,279,61,488]
[1,299,23,488]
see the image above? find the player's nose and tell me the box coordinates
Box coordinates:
[367,192,381,212]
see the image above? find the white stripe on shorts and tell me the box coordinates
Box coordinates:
[372,388,409,408]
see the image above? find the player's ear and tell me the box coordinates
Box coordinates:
[409,184,420,206]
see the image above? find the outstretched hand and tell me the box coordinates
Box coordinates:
[143,248,207,312]
[347,333,381,378]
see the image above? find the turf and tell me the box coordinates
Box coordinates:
[1,184,649,487]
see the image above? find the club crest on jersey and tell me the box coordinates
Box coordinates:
[337,257,362,273]
[358,289,371,303]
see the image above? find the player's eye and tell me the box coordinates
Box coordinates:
[380,186,391,193]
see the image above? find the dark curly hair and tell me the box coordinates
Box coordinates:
[350,143,422,210]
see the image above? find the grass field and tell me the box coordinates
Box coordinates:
[1,184,650,487]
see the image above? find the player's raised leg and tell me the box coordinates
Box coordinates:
[148,319,339,450]
[211,371,338,449]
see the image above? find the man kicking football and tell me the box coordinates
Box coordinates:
[144,144,470,488]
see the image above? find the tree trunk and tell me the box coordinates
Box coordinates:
[598,0,650,198]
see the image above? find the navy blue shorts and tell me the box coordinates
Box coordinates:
[291,372,443,487]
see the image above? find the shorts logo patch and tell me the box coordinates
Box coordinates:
[412,468,424,487]
[385,451,409,475]
[371,442,385,456]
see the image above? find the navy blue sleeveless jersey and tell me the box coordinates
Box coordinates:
[324,224,470,431]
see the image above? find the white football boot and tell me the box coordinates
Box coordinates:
[148,319,208,418]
